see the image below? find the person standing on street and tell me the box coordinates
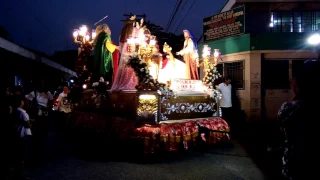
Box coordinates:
[218,76,232,124]
[57,86,72,136]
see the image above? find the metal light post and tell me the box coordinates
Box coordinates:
[201,45,211,71]
[213,49,220,66]
[72,25,96,88]
[73,25,96,55]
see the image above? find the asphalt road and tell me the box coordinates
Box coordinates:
[25,127,280,180]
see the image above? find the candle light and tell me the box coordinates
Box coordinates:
[85,35,90,41]
[134,37,140,44]
[213,49,220,58]
[92,30,96,40]
[127,37,135,45]
[73,29,79,38]
[79,25,87,36]
[150,39,156,46]
[141,41,147,47]
[193,50,199,59]
[202,45,211,58]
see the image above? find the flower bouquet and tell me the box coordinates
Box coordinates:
[202,63,222,89]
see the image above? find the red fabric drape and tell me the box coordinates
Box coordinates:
[111,40,119,83]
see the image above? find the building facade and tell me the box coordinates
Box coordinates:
[200,0,320,121]
[0,37,77,92]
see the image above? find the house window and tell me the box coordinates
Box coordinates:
[221,61,245,89]
[262,60,290,89]
[270,11,320,32]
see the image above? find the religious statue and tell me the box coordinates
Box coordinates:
[158,42,187,86]
[111,15,138,91]
[149,53,162,81]
[176,29,199,80]
[93,24,119,85]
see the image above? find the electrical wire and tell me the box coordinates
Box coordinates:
[165,0,183,32]
[18,0,59,40]
[174,0,197,34]
[165,0,180,32]
[168,0,190,32]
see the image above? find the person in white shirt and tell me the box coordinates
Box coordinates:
[25,89,53,109]
[57,86,71,114]
[57,86,71,131]
[25,83,53,164]
[218,76,232,123]
[9,96,32,180]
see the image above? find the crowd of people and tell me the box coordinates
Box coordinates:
[2,82,73,180]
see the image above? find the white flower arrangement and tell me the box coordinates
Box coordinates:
[202,64,222,89]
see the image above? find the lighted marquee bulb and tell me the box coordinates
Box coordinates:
[139,94,156,100]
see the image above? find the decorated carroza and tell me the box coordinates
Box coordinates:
[70,15,230,154]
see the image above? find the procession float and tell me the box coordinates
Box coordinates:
[69,15,230,154]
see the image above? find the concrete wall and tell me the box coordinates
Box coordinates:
[218,51,252,119]
[215,50,316,121]
[262,50,317,120]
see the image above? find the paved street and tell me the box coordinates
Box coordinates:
[25,126,280,180]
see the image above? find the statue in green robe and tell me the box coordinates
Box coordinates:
[93,24,117,84]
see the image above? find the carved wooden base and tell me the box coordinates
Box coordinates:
[75,89,218,123]
[161,94,217,120]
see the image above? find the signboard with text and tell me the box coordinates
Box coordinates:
[203,6,245,42]
[172,79,203,91]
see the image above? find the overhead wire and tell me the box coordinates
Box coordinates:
[174,0,197,34]
[18,0,59,40]
[17,0,75,54]
[165,0,183,32]
[168,0,190,33]
[17,0,76,65]
[165,0,179,32]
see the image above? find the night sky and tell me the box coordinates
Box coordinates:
[1,0,226,54]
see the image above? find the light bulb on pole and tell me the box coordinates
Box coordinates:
[307,33,320,60]
[213,49,220,66]
[202,45,211,71]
